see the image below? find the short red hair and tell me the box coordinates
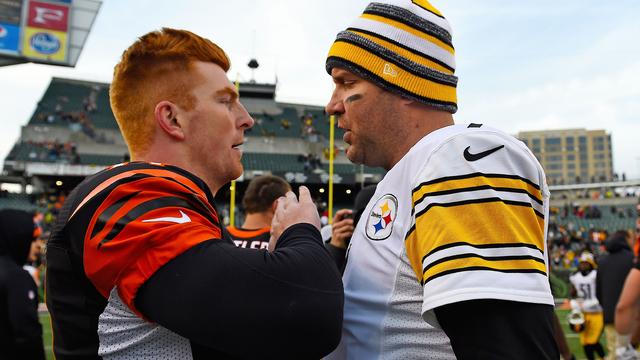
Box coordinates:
[110,28,230,156]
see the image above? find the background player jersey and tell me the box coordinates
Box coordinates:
[328,124,554,359]
[569,270,602,313]
[226,226,270,249]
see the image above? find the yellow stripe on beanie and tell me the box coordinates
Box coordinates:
[328,40,456,105]
[411,0,445,18]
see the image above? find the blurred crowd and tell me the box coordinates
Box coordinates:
[32,86,114,144]
[21,140,80,164]
[549,222,612,269]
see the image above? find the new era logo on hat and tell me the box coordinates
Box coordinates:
[383,63,398,77]
[326,0,458,113]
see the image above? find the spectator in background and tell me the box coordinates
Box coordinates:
[23,226,44,288]
[302,153,312,172]
[0,209,45,360]
[597,230,635,360]
[227,175,291,250]
[308,153,322,170]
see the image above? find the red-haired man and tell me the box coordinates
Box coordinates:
[46,28,343,359]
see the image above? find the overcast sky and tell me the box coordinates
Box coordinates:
[1,0,639,178]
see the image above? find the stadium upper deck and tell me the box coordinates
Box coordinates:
[3,77,385,185]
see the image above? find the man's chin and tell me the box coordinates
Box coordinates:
[346,149,364,165]
[346,150,384,169]
[231,165,244,181]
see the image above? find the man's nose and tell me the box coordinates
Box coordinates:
[325,91,345,116]
[237,102,254,129]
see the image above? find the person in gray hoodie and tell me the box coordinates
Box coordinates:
[0,209,45,360]
[596,230,634,359]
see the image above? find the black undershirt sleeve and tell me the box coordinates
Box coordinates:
[434,299,559,360]
[136,223,344,359]
[325,243,347,273]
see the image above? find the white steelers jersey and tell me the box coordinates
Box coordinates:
[569,271,602,313]
[327,123,554,360]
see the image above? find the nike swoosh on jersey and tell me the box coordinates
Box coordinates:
[463,145,505,162]
[142,210,192,224]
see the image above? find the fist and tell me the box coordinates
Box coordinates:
[268,186,321,251]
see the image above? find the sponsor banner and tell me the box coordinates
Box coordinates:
[0,0,23,25]
[27,0,69,31]
[25,162,105,177]
[0,22,20,53]
[22,26,67,61]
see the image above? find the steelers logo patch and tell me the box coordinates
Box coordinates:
[365,194,398,241]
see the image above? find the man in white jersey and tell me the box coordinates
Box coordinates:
[324,0,558,358]
[569,252,606,360]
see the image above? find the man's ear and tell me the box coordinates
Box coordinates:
[154,100,185,141]
[270,199,279,214]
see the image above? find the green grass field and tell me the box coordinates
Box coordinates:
[39,309,604,359]
[40,313,53,360]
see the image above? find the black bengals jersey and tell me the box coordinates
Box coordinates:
[46,162,223,358]
[45,161,343,359]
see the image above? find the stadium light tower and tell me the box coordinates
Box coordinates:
[0,0,102,68]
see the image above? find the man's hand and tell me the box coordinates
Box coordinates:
[269,186,321,252]
[330,209,354,249]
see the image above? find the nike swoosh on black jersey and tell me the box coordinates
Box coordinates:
[463,145,505,161]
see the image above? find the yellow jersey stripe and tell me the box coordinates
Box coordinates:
[405,201,545,282]
[416,201,545,248]
[412,173,541,205]
[406,229,425,281]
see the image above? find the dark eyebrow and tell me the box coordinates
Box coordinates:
[215,87,238,101]
[332,71,355,83]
